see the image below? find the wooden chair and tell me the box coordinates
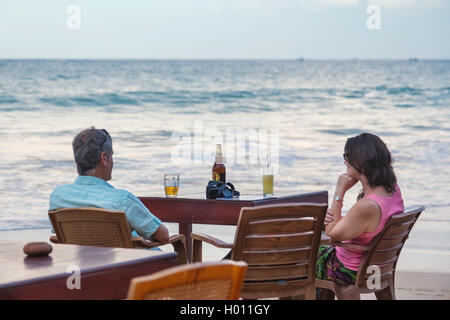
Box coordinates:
[315,206,424,300]
[191,203,327,299]
[48,207,188,264]
[127,260,248,300]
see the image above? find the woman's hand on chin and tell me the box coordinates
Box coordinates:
[336,173,358,196]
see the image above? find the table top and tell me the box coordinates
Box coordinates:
[139,191,328,225]
[0,240,177,289]
[140,190,328,203]
[153,189,326,199]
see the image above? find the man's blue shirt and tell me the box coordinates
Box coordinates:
[49,176,161,239]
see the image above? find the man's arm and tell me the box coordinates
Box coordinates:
[126,193,169,242]
[151,224,169,243]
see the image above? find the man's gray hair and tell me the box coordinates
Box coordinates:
[72,127,113,175]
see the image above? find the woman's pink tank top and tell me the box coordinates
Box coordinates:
[335,184,404,271]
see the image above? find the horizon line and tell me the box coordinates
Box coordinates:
[1,57,449,61]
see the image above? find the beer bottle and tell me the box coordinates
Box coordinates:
[212,144,226,183]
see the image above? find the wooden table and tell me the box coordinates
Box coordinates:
[0,240,179,300]
[139,191,328,260]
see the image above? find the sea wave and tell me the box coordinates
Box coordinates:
[39,93,140,107]
[0,95,19,105]
[0,220,50,231]
[318,129,365,136]
[1,83,447,111]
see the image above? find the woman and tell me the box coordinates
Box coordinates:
[316,133,404,298]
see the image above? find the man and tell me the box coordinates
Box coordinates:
[49,127,169,243]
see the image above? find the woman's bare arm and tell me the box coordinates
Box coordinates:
[325,173,358,234]
[326,199,380,241]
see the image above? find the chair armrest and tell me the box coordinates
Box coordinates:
[132,234,186,248]
[190,233,233,249]
[132,236,155,248]
[320,234,331,245]
[167,234,186,244]
[330,241,370,251]
[132,234,188,264]
[49,235,59,244]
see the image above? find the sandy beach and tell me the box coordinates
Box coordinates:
[2,219,448,300]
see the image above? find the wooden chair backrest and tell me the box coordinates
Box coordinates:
[49,207,134,248]
[231,203,327,296]
[127,261,248,300]
[357,206,424,288]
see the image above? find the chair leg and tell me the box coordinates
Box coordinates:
[335,285,360,300]
[172,239,188,264]
[192,239,203,263]
[317,288,336,300]
[280,286,316,300]
[375,277,396,300]
[304,285,316,300]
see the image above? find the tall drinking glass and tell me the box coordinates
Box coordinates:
[164,174,179,198]
[262,166,274,198]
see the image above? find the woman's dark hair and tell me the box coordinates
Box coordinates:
[344,133,397,195]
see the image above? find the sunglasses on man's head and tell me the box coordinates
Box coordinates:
[99,129,110,150]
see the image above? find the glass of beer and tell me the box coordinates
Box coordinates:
[164,174,179,198]
[262,166,274,198]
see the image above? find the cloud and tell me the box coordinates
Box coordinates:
[195,0,441,11]
[367,0,416,8]
[421,0,445,6]
[321,0,360,6]
[322,0,418,7]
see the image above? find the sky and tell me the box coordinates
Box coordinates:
[0,0,449,59]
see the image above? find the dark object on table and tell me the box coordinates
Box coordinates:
[206,181,240,199]
[23,242,53,257]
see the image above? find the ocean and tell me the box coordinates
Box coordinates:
[0,59,449,231]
